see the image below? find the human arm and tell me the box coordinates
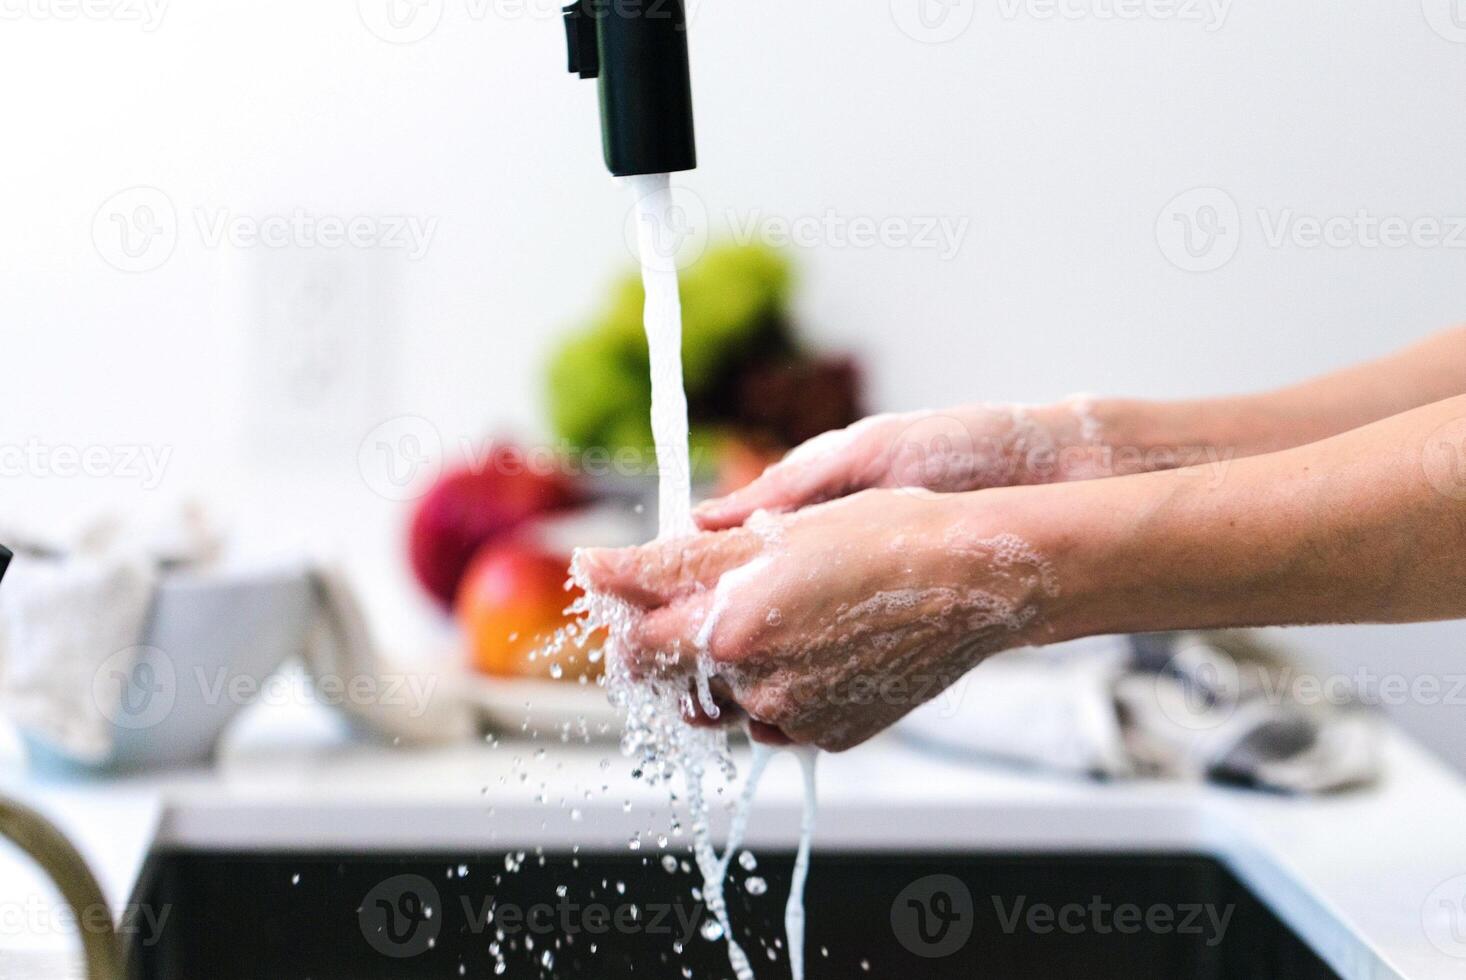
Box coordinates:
[581,393,1466,750]
[694,325,1466,530]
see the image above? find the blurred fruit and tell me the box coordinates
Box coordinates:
[455,540,602,681]
[734,355,863,448]
[408,448,584,608]
[546,242,800,469]
[714,436,783,497]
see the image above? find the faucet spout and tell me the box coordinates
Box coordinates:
[563,0,697,176]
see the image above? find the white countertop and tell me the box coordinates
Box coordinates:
[2,712,1464,979]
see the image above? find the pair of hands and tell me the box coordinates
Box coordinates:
[577,402,1104,751]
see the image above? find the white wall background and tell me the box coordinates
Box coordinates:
[2,0,1465,766]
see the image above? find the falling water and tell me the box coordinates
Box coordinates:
[627,171,696,540]
[621,173,818,980]
[785,749,818,980]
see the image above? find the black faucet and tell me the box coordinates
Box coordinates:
[562,0,697,177]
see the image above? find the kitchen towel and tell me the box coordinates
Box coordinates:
[305,562,474,745]
[0,506,218,763]
[897,631,1381,793]
[0,507,472,768]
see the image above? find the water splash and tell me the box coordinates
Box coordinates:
[562,174,820,979]
[629,172,760,977]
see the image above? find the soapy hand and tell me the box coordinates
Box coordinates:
[577,489,1059,752]
[693,401,1106,531]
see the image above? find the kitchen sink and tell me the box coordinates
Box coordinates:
[125,849,1340,979]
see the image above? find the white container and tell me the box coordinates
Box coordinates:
[23,564,314,773]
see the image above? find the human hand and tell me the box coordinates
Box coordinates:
[693,401,1108,531]
[576,489,1060,752]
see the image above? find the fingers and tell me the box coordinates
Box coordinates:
[623,614,822,752]
[626,597,710,671]
[693,472,802,530]
[694,433,861,531]
[679,693,794,750]
[573,548,662,607]
[680,676,740,727]
[575,528,762,608]
[677,680,793,748]
[747,720,794,746]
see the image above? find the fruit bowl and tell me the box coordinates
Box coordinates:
[450,672,623,741]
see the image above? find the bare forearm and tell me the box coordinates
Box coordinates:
[1086,325,1466,466]
[1260,325,1466,442]
[987,394,1466,641]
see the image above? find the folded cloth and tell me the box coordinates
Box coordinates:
[897,631,1381,794]
[304,564,474,746]
[0,506,472,767]
[0,506,218,762]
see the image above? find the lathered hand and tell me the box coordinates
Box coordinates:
[692,402,1107,532]
[578,490,1058,752]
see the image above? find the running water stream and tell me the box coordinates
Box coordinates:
[620,172,819,979]
[627,172,696,540]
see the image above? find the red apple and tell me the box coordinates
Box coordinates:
[408,446,584,607]
[455,540,602,681]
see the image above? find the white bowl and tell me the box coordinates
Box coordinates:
[24,564,315,773]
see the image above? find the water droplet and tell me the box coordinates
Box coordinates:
[738,850,757,871]
[745,876,767,896]
[700,919,725,942]
[661,855,679,873]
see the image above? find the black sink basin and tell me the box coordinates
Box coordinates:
[127,850,1340,979]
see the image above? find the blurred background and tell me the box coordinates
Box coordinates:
[3,0,1466,767]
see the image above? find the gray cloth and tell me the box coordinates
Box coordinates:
[897,631,1381,794]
